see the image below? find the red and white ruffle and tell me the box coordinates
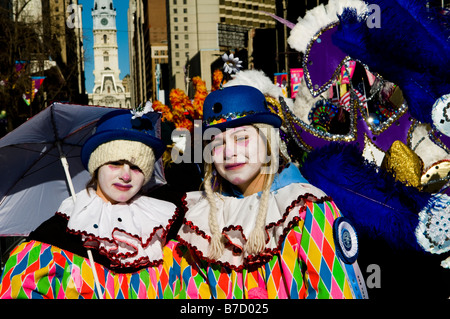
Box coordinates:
[58,189,179,269]
[177,182,328,270]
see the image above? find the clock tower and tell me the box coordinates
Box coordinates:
[89,0,131,108]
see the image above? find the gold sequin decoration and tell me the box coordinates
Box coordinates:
[265,96,285,123]
[381,140,424,188]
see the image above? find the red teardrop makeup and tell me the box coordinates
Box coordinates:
[96,161,145,204]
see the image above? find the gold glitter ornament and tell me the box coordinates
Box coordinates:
[381,140,424,188]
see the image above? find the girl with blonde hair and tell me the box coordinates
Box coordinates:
[172,85,368,299]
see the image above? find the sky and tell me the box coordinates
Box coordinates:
[78,0,130,93]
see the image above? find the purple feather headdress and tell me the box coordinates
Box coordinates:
[332,0,450,132]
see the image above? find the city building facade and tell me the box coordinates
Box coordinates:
[128,0,168,107]
[128,0,146,107]
[89,0,131,108]
[166,0,276,92]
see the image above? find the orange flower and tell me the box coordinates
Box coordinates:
[167,77,209,130]
[152,100,173,122]
[170,89,193,115]
[169,88,192,129]
[192,76,206,119]
[212,69,223,91]
[177,118,193,131]
[212,69,223,90]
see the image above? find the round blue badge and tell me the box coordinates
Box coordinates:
[333,217,359,264]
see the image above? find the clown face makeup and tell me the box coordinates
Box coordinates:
[96,161,145,204]
[211,126,269,194]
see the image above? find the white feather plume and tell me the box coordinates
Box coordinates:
[288,0,369,53]
[131,100,154,119]
[224,69,295,109]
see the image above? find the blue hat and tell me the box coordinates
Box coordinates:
[81,109,166,171]
[202,85,282,131]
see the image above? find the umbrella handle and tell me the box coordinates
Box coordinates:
[56,143,103,298]
[87,249,104,299]
[56,142,77,202]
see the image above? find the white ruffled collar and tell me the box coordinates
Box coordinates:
[58,189,178,269]
[178,182,328,270]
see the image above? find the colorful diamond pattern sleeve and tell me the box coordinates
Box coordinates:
[173,199,357,299]
[0,240,179,299]
[162,243,211,299]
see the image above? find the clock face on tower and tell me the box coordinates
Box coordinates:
[101,18,108,26]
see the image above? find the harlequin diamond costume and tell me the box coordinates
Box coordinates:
[170,85,368,299]
[0,109,180,299]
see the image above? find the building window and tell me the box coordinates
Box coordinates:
[183,17,188,22]
[103,51,109,62]
[103,35,107,44]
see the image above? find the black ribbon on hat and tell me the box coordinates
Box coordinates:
[131,116,153,131]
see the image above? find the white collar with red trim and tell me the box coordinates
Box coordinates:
[58,189,178,269]
[178,181,328,270]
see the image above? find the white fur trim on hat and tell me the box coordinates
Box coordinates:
[88,139,156,184]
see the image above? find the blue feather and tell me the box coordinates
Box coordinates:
[300,143,433,251]
[350,0,449,73]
